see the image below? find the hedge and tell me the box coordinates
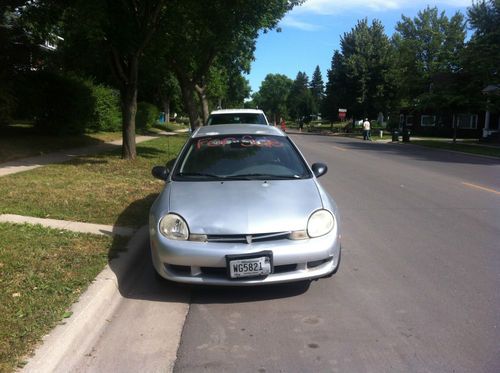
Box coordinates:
[12,71,121,135]
[136,102,159,132]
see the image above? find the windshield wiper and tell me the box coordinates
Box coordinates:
[177,172,223,179]
[228,173,301,180]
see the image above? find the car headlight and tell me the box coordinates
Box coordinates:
[159,214,189,240]
[307,209,334,238]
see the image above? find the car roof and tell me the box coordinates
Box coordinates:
[209,109,265,115]
[192,124,284,138]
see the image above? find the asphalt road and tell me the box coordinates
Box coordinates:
[173,135,500,372]
[71,135,499,373]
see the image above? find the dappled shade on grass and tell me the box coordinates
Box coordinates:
[0,136,187,227]
[0,124,122,164]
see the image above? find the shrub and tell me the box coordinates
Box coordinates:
[24,72,95,135]
[88,84,122,132]
[135,102,159,132]
[0,85,16,125]
[12,72,123,134]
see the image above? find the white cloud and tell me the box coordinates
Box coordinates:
[280,15,322,31]
[295,0,472,15]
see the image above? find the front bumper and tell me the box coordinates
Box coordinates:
[150,227,341,286]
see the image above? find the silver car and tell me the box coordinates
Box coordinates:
[149,124,341,285]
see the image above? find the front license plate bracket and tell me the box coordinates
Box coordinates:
[226,251,273,279]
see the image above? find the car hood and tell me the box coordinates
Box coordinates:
[168,179,323,234]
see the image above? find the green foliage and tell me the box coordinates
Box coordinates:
[0,86,15,125]
[88,84,122,132]
[460,0,500,110]
[288,72,315,121]
[12,71,121,134]
[160,0,303,127]
[26,72,95,135]
[254,73,293,123]
[136,102,159,132]
[393,7,466,110]
[310,65,324,113]
[324,19,396,121]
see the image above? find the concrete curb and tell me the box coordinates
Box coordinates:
[403,142,500,161]
[21,226,149,373]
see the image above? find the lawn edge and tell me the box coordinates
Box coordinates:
[21,226,149,373]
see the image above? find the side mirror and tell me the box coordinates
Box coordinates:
[311,162,328,178]
[152,166,170,180]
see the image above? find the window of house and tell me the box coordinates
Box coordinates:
[399,114,405,125]
[405,115,414,126]
[456,114,478,129]
[420,115,436,127]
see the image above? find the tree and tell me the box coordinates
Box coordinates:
[0,1,45,124]
[323,19,396,121]
[224,73,251,108]
[460,0,500,109]
[323,51,349,121]
[342,19,396,118]
[19,0,169,159]
[310,65,324,114]
[254,73,293,124]
[288,72,314,121]
[160,0,302,129]
[393,7,466,111]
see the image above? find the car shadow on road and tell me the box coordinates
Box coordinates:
[107,194,310,304]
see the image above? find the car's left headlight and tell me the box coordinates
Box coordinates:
[307,209,335,238]
[159,213,189,240]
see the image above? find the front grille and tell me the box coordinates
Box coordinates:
[206,231,290,243]
[201,267,226,276]
[274,264,297,273]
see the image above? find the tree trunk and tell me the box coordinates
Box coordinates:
[195,84,209,125]
[179,78,201,131]
[110,49,139,160]
[120,83,137,160]
[162,95,170,124]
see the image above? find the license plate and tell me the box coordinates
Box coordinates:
[227,254,272,279]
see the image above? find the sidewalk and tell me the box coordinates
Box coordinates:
[0,214,135,237]
[0,135,157,177]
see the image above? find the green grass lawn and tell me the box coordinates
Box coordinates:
[0,135,187,227]
[0,124,122,164]
[0,223,127,372]
[411,140,500,158]
[152,121,188,133]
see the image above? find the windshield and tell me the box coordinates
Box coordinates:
[207,113,267,125]
[173,135,311,181]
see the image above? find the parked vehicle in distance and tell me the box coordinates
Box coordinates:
[149,124,341,285]
[206,109,270,126]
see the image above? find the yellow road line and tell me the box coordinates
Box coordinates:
[461,182,500,195]
[333,146,347,151]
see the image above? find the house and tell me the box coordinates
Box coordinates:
[398,110,499,139]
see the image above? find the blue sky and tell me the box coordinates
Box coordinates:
[246,0,473,94]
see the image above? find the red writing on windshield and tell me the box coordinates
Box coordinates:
[196,136,283,149]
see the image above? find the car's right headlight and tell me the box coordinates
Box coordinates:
[159,214,189,240]
[307,209,335,238]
